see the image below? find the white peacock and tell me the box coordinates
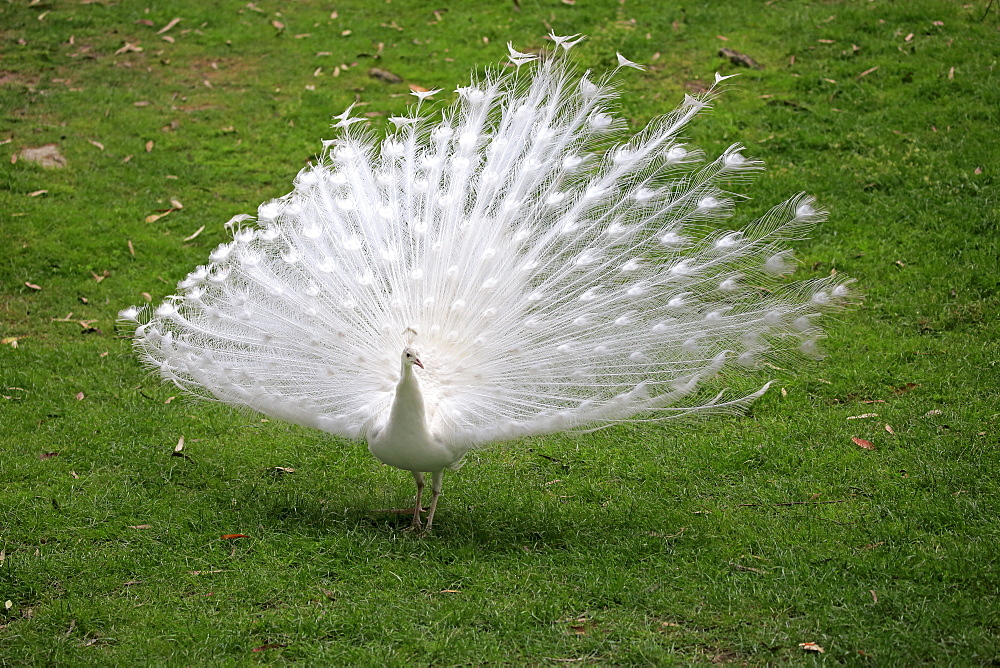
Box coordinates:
[121,34,854,532]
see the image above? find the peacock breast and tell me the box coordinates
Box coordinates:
[366,429,461,473]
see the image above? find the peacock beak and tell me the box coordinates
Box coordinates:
[414,357,425,369]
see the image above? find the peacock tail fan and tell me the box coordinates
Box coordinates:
[120,34,856,448]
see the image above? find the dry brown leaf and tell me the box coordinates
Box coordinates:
[157,17,182,34]
[183,225,205,241]
[141,292,152,301]
[370,67,403,84]
[145,140,154,153]
[847,413,878,420]
[924,409,943,417]
[25,282,41,290]
[884,424,895,435]
[729,562,767,574]
[852,437,875,450]
[75,391,84,401]
[271,19,284,30]
[88,139,105,150]
[28,190,48,197]
[170,198,183,209]
[39,452,59,460]
[161,35,175,43]
[799,642,824,653]
[252,644,286,652]
[128,524,152,529]
[440,589,460,593]
[948,66,955,80]
[92,269,110,282]
[341,29,352,36]
[220,534,249,540]
[904,33,914,42]
[164,396,175,404]
[70,470,79,479]
[128,240,136,256]
[893,382,918,395]
[870,589,878,603]
[174,436,185,453]
[858,66,879,78]
[719,47,762,69]
[115,42,143,55]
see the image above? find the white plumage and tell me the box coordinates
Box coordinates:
[121,35,853,531]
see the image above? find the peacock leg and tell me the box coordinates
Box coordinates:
[424,470,444,532]
[409,471,425,530]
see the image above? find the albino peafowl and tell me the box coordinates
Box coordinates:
[121,35,854,532]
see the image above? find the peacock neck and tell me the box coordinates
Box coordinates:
[388,364,429,436]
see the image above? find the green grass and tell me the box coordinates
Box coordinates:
[2,0,998,664]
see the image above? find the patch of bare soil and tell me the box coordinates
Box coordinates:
[18,144,67,168]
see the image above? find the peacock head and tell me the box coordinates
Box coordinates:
[402,346,424,370]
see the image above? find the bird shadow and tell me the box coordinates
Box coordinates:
[233,482,682,557]
[204,449,692,556]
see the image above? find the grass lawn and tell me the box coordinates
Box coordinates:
[2,0,998,664]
